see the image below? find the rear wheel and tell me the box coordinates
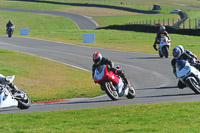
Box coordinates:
[105,82,118,100]
[186,78,200,94]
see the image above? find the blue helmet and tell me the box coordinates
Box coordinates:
[172,47,182,59]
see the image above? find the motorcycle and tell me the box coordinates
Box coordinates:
[0,75,31,109]
[6,26,14,38]
[176,60,200,94]
[94,65,135,100]
[157,36,171,58]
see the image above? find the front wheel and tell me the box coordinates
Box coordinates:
[162,46,169,58]
[17,89,31,109]
[105,82,119,100]
[158,50,163,58]
[126,84,136,99]
[186,78,200,94]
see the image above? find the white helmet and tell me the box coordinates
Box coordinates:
[93,52,102,65]
[176,45,184,54]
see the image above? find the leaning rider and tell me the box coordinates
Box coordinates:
[0,74,19,94]
[92,52,128,85]
[171,45,198,89]
[153,26,171,51]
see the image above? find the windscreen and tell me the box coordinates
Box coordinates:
[95,65,105,74]
[176,60,186,71]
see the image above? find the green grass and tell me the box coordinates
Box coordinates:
[1,101,200,132]
[0,0,200,132]
[0,8,200,104]
[0,49,101,102]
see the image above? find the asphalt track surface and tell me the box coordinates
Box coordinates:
[0,36,200,113]
[0,7,98,30]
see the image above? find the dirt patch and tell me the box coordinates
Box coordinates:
[61,7,142,16]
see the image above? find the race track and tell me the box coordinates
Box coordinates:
[0,36,199,113]
[0,7,98,30]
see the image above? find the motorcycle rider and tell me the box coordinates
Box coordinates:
[0,74,20,94]
[153,26,171,51]
[92,52,129,86]
[6,20,14,33]
[171,45,198,89]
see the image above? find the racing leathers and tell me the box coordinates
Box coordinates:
[153,31,171,51]
[171,50,198,89]
[0,74,19,94]
[92,57,128,86]
[6,21,13,32]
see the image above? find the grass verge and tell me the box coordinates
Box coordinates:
[0,49,101,102]
[1,101,200,132]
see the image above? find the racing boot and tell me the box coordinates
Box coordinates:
[9,83,20,95]
[117,70,129,85]
[153,43,158,51]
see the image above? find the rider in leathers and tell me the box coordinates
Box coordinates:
[0,74,19,94]
[171,45,198,89]
[92,52,128,88]
[153,26,171,51]
[6,20,14,32]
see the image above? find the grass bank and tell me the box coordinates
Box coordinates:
[0,49,101,102]
[1,101,200,132]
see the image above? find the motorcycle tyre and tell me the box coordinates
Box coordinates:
[158,50,163,58]
[17,89,31,109]
[126,85,135,99]
[162,46,169,58]
[105,82,118,101]
[186,78,200,94]
[8,33,12,38]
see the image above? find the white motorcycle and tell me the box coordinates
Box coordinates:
[176,60,200,94]
[7,26,14,38]
[0,75,31,109]
[158,36,171,58]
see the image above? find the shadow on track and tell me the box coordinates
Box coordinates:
[136,86,177,90]
[126,56,163,60]
[0,107,19,112]
[137,93,196,99]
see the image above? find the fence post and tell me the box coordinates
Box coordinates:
[150,20,151,25]
[173,18,174,25]
[154,19,156,25]
[168,19,169,26]
[189,19,191,29]
[146,20,148,24]
[183,21,185,29]
[163,18,165,26]
[195,18,197,29]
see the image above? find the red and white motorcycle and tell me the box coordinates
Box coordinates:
[157,36,171,58]
[94,65,135,100]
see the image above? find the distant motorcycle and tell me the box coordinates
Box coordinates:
[94,65,135,100]
[0,75,31,109]
[176,60,200,94]
[6,26,14,38]
[157,36,171,58]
